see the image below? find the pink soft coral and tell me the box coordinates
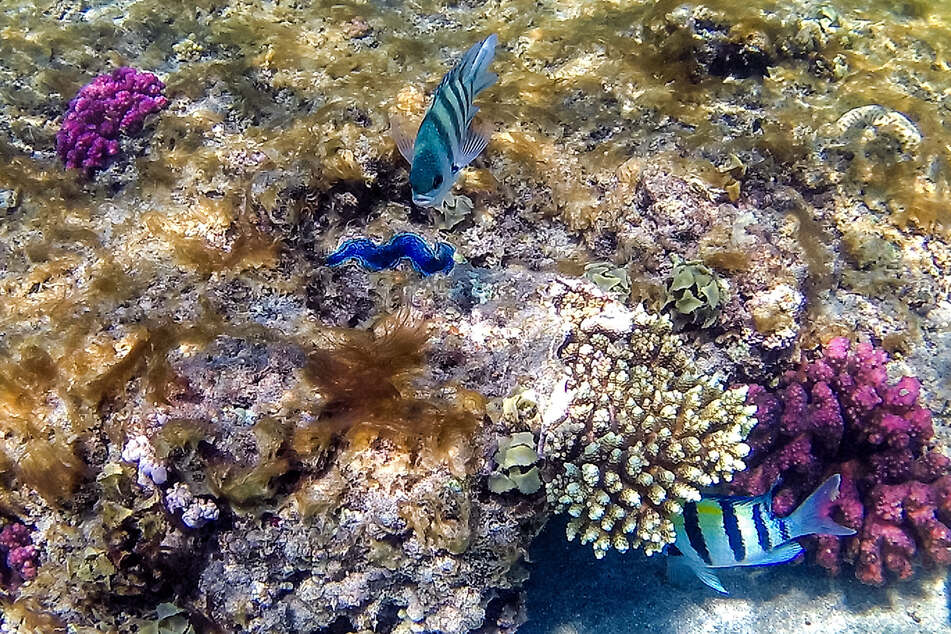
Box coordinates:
[0,521,39,587]
[731,337,951,584]
[56,67,168,173]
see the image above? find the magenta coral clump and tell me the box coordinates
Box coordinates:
[0,521,39,586]
[730,337,951,585]
[56,66,168,173]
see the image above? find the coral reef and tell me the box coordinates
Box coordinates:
[544,281,756,557]
[56,67,168,173]
[731,337,951,584]
[159,325,535,633]
[0,0,950,629]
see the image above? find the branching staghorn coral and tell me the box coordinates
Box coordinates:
[543,281,756,557]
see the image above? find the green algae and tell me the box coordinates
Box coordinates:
[663,257,726,329]
[488,431,542,495]
[583,261,632,298]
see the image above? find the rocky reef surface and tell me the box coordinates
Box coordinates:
[1,0,950,632]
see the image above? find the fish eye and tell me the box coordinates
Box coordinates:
[432,174,443,189]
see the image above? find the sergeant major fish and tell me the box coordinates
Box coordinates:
[392,34,498,208]
[668,474,856,594]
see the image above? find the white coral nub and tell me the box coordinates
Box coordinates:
[165,481,219,529]
[182,499,220,529]
[121,435,168,486]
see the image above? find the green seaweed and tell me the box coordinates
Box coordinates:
[488,431,542,495]
[583,261,632,298]
[662,257,726,329]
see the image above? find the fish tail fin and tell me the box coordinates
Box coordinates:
[459,34,498,96]
[785,474,856,539]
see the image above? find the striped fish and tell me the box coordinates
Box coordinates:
[392,34,498,208]
[669,474,855,594]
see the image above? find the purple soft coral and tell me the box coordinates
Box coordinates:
[731,337,951,584]
[56,67,168,173]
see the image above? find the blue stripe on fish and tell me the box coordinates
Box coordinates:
[326,233,455,276]
[721,501,745,562]
[441,89,464,149]
[779,519,791,542]
[430,109,455,157]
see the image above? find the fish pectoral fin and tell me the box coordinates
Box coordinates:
[752,541,804,567]
[457,123,490,168]
[667,556,729,595]
[693,565,728,595]
[389,114,416,165]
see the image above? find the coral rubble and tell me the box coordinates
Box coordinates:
[544,282,756,557]
[731,337,951,584]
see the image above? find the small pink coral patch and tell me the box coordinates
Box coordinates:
[0,521,40,587]
[56,66,168,173]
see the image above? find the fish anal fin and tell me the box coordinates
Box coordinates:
[389,114,416,165]
[667,556,728,595]
[694,565,728,594]
[751,540,803,567]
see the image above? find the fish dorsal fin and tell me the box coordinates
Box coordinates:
[453,123,490,172]
[389,114,416,165]
[764,477,783,513]
[450,34,498,97]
